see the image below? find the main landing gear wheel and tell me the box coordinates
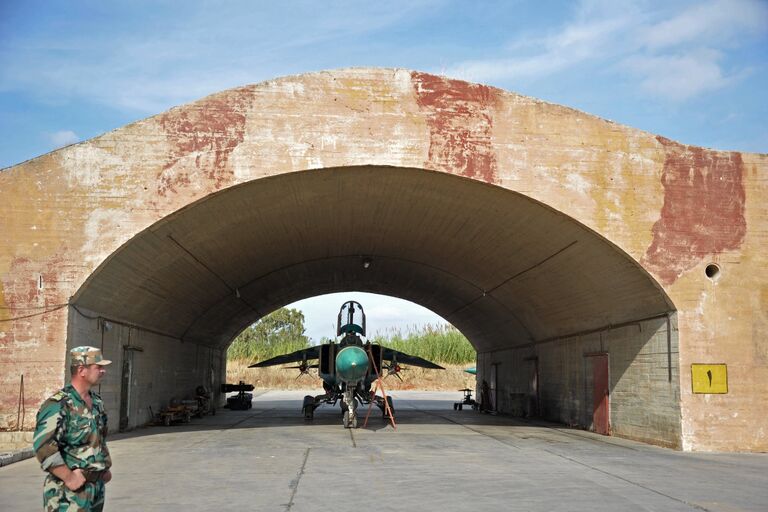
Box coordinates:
[383,396,394,417]
[302,395,315,421]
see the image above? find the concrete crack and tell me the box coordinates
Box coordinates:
[286,448,310,511]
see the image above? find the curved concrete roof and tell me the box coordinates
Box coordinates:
[73,165,673,351]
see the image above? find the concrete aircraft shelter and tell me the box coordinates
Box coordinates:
[1,68,766,452]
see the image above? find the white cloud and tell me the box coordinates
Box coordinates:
[0,2,438,115]
[445,15,634,83]
[48,130,79,148]
[622,51,733,101]
[365,304,410,321]
[442,0,766,103]
[445,56,561,83]
[641,0,768,50]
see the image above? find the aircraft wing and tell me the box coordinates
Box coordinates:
[382,348,445,370]
[248,346,321,368]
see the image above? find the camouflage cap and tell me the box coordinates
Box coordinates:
[70,346,112,366]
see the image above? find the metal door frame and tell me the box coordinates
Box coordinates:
[119,344,143,432]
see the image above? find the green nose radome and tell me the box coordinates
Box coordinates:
[335,346,369,383]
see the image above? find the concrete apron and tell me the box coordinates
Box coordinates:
[1,391,766,512]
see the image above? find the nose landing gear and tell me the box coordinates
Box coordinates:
[341,389,358,428]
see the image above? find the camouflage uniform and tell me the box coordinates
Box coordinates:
[33,347,112,512]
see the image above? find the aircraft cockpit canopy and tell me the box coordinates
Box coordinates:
[337,300,366,337]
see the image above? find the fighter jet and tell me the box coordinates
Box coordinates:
[249,301,444,428]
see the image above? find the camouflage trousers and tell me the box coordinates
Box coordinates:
[43,474,105,512]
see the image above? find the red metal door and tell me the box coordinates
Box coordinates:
[592,354,610,435]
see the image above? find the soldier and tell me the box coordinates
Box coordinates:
[33,346,113,511]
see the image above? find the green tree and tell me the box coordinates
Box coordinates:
[227,308,310,363]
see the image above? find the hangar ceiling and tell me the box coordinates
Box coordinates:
[72,166,674,351]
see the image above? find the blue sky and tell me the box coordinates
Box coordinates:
[1,0,766,341]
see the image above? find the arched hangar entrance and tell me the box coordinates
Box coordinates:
[69,165,679,446]
[4,68,764,451]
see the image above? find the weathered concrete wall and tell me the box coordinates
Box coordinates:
[66,306,225,431]
[1,68,765,450]
[478,315,681,448]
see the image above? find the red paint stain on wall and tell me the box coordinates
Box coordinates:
[643,137,746,285]
[1,252,72,428]
[3,257,36,309]
[411,72,500,183]
[157,88,252,196]
[1,253,68,317]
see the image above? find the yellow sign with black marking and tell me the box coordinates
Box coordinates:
[691,364,728,394]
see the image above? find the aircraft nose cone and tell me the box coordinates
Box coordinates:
[335,346,369,383]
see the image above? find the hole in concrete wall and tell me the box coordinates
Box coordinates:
[705,263,720,281]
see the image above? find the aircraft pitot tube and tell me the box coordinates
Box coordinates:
[335,345,369,383]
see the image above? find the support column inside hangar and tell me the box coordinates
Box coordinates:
[68,166,679,446]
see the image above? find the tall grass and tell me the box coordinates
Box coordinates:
[227,336,309,365]
[227,314,475,366]
[370,324,475,365]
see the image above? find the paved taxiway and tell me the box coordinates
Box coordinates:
[1,390,766,511]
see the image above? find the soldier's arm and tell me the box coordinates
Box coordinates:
[33,398,66,471]
[102,415,113,483]
[33,398,86,490]
[97,397,113,466]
